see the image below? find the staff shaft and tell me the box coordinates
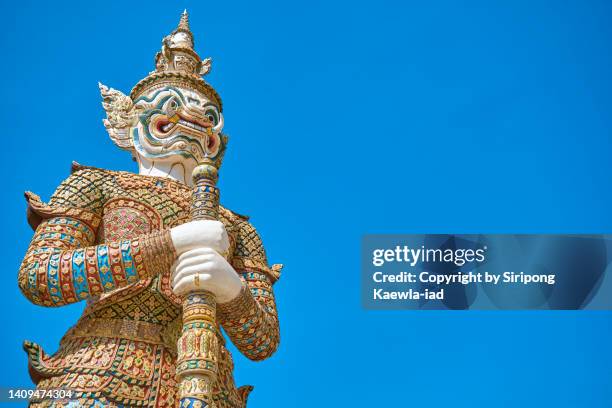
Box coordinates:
[176,158,220,408]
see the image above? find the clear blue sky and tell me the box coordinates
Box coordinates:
[2,0,612,406]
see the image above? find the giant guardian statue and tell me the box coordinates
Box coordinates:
[18,11,282,408]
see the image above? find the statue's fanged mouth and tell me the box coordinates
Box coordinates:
[147,108,220,156]
[156,112,212,135]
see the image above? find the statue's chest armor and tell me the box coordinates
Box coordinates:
[98,198,163,241]
[99,173,193,237]
[87,173,239,323]
[91,174,192,321]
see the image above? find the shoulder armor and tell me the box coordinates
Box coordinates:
[231,210,250,221]
[70,161,113,175]
[71,161,85,173]
[24,191,102,232]
[23,164,111,231]
[219,206,250,222]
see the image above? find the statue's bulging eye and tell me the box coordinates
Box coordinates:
[205,109,218,125]
[166,98,180,116]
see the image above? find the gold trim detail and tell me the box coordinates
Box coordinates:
[140,229,176,278]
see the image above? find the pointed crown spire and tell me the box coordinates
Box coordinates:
[130,10,221,109]
[178,9,190,31]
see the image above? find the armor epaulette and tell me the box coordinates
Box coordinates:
[71,161,96,173]
[228,209,250,221]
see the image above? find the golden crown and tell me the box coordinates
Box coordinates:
[130,10,223,110]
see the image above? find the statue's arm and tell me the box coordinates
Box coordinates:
[18,216,175,307]
[17,169,176,307]
[217,220,282,361]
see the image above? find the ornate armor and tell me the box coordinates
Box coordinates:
[19,163,281,408]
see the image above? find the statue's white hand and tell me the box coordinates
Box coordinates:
[171,247,243,302]
[170,220,230,255]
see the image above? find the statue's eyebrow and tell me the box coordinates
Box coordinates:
[202,101,218,109]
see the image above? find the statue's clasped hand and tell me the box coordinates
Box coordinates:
[170,220,243,302]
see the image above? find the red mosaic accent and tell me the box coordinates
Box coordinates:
[84,247,103,295]
[59,249,77,303]
[108,242,127,287]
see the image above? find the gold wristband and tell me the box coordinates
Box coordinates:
[141,229,177,278]
[217,287,256,321]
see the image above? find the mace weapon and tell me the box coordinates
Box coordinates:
[176,152,222,407]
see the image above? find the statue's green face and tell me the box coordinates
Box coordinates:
[132,86,225,164]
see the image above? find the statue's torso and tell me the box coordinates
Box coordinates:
[28,168,248,408]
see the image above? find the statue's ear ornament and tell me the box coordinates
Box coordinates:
[198,57,212,76]
[99,82,138,150]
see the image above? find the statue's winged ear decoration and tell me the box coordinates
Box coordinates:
[99,82,138,150]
